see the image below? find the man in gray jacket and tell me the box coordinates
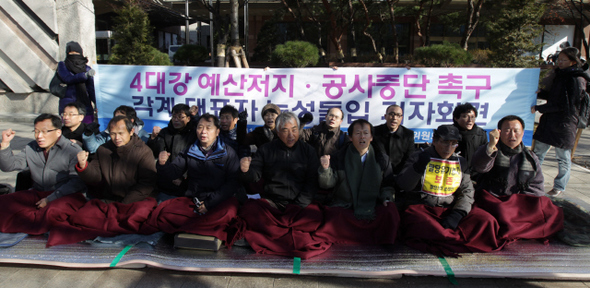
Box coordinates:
[0,114,86,208]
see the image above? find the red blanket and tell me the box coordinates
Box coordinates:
[475,189,564,241]
[314,204,400,245]
[0,190,86,235]
[238,199,332,259]
[144,197,239,243]
[400,204,504,257]
[47,197,158,246]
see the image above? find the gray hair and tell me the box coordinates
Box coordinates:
[275,111,299,130]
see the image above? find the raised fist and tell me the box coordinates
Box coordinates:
[77,150,89,168]
[190,105,199,116]
[158,151,171,165]
[488,129,500,150]
[320,155,330,170]
[240,157,252,173]
[151,126,161,139]
[238,109,248,121]
[1,129,15,148]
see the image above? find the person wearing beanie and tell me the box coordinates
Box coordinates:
[396,124,502,256]
[56,41,96,124]
[236,103,281,156]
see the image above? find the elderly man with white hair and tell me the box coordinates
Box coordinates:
[238,111,326,259]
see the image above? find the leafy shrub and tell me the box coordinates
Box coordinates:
[271,41,319,68]
[147,47,172,65]
[108,1,171,66]
[173,45,209,65]
[414,41,472,67]
[470,49,490,65]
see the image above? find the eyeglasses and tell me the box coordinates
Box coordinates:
[60,113,81,117]
[440,141,459,147]
[171,114,187,120]
[387,112,403,118]
[33,129,58,136]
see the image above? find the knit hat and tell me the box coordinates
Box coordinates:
[66,41,84,55]
[433,124,462,141]
[261,103,281,117]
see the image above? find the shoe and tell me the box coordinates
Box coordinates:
[547,189,563,197]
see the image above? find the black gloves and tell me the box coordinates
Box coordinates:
[412,151,431,173]
[440,209,467,230]
[299,112,313,125]
[238,109,248,121]
[84,122,100,136]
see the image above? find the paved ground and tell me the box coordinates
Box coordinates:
[0,117,589,287]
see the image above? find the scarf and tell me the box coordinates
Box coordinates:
[481,141,537,195]
[65,54,90,107]
[344,145,382,220]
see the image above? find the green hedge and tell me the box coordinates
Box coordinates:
[414,41,472,67]
[271,41,319,68]
[173,45,209,65]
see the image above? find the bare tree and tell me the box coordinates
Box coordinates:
[460,0,484,50]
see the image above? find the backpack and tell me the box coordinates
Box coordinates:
[578,90,590,128]
[49,71,67,99]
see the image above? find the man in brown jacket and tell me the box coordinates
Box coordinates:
[76,116,156,204]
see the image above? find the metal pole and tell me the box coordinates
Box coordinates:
[185,0,190,45]
[209,0,214,66]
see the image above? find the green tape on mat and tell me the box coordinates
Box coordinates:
[438,257,458,285]
[110,245,133,267]
[293,257,301,274]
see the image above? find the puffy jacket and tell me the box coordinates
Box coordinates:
[157,137,240,209]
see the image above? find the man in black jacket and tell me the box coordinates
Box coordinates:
[61,102,87,147]
[373,105,415,175]
[300,107,349,158]
[372,105,415,203]
[452,103,488,179]
[240,111,319,209]
[147,104,197,200]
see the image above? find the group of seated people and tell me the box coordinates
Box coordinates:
[0,101,564,258]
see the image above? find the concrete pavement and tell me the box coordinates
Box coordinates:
[0,115,589,287]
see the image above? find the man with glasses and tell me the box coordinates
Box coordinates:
[373,105,415,175]
[396,125,501,255]
[0,114,86,208]
[61,102,87,147]
[300,107,349,158]
[452,103,488,179]
[147,104,197,201]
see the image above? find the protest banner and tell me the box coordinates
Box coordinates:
[94,65,539,145]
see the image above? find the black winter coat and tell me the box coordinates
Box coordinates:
[372,124,415,174]
[241,139,320,208]
[534,65,590,149]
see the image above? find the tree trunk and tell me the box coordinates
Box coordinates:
[359,0,382,63]
[387,0,400,63]
[460,0,484,50]
[230,0,240,47]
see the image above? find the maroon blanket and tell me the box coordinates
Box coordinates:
[314,204,400,245]
[47,197,158,246]
[144,197,239,243]
[0,190,86,235]
[400,204,504,257]
[475,189,564,241]
[239,199,331,259]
